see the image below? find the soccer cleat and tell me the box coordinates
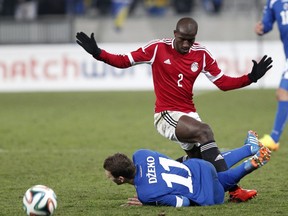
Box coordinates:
[244,145,271,171]
[259,134,280,151]
[251,145,271,167]
[244,130,262,154]
[229,186,257,202]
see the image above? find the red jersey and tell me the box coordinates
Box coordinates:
[97,39,252,113]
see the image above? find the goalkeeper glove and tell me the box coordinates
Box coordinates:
[248,55,273,83]
[76,32,101,58]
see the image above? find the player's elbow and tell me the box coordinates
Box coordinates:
[217,86,229,91]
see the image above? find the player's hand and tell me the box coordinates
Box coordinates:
[248,55,273,83]
[255,21,264,35]
[127,197,143,206]
[76,32,101,57]
[121,196,143,207]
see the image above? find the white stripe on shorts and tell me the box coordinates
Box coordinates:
[161,111,177,128]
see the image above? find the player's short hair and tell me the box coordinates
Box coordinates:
[103,153,135,179]
[175,17,198,33]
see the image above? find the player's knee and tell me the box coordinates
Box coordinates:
[276,88,288,101]
[198,123,214,143]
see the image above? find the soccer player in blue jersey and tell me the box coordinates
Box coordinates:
[255,0,288,151]
[103,131,271,206]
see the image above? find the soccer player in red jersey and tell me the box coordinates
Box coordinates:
[76,17,273,202]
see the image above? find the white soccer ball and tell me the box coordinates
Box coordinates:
[23,185,57,216]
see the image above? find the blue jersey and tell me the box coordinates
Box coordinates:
[261,0,288,58]
[132,149,225,207]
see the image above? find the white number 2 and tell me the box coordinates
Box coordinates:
[177,73,183,87]
[159,157,193,193]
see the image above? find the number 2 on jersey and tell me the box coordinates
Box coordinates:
[178,73,183,87]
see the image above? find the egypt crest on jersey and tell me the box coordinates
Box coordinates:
[191,62,199,72]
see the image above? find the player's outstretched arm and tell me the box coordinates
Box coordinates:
[248,55,273,83]
[76,32,101,58]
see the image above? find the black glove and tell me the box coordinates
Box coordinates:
[248,55,273,83]
[76,32,101,58]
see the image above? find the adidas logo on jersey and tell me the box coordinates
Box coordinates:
[164,59,171,65]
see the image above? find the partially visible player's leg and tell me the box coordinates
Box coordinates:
[174,115,259,202]
[222,130,262,168]
[154,111,258,202]
[244,145,271,170]
[218,145,271,202]
[176,114,228,172]
[219,130,264,202]
[155,111,202,162]
[155,111,227,171]
[260,67,288,151]
[175,145,201,162]
[269,89,288,143]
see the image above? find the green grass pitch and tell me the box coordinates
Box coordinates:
[0,89,287,216]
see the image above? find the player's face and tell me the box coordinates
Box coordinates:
[174,30,195,54]
[105,170,123,185]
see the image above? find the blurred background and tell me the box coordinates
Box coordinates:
[0,0,282,92]
[0,0,278,44]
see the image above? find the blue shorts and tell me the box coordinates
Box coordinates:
[184,159,225,205]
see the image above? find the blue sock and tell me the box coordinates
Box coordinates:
[218,163,251,191]
[270,101,288,143]
[221,145,251,169]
